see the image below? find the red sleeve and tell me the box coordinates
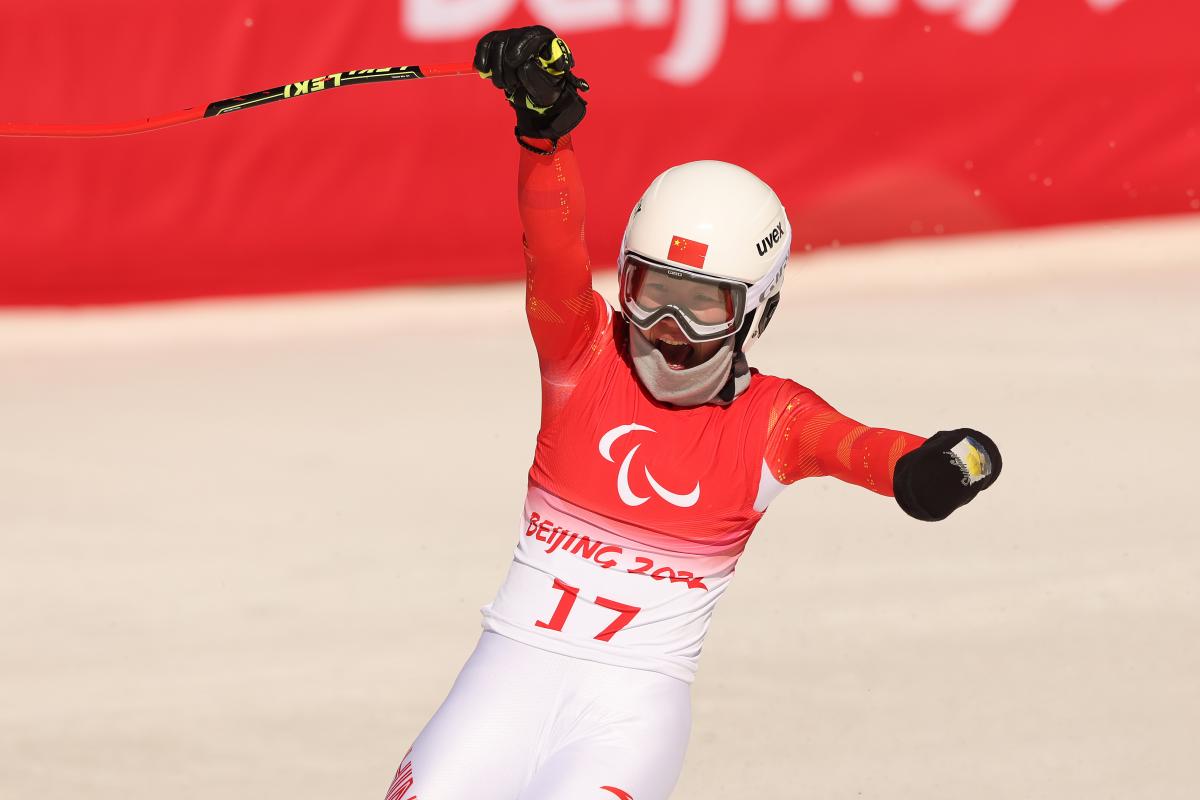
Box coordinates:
[518,136,606,383]
[764,384,925,497]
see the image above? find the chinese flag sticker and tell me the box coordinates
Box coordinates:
[667,235,709,268]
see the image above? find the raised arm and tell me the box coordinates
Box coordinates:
[765,384,1001,520]
[475,26,605,417]
[518,135,604,372]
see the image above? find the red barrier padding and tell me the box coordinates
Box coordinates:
[1,0,1197,305]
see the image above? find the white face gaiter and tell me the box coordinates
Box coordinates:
[629,327,750,407]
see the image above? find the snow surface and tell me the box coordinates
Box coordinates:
[2,216,1198,799]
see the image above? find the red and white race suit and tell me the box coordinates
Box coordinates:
[385,136,924,800]
[480,136,924,683]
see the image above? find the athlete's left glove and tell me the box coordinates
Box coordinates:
[892,428,1002,521]
[474,26,589,145]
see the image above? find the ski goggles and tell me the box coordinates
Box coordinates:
[619,253,749,343]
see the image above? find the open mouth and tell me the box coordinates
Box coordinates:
[654,337,694,370]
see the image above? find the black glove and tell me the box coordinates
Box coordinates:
[893,428,1002,521]
[474,26,589,145]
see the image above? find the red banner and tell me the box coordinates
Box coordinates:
[1,0,1197,305]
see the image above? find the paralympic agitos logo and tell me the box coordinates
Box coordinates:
[599,424,701,508]
[402,0,1129,85]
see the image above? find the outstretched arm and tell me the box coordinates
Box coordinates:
[765,385,922,496]
[765,384,1001,520]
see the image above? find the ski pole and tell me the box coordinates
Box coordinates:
[0,63,475,139]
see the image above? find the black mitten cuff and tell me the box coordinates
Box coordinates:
[514,91,587,141]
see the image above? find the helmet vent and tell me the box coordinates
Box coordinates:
[758,294,781,336]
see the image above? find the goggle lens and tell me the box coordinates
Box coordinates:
[621,256,747,343]
[629,267,735,325]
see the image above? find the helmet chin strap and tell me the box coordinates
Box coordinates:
[629,327,751,407]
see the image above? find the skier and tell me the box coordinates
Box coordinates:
[384,26,1002,800]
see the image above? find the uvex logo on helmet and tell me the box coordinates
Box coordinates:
[756,222,785,257]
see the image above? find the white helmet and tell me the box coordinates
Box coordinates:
[618,160,791,354]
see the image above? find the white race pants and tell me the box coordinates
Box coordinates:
[384,632,692,800]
